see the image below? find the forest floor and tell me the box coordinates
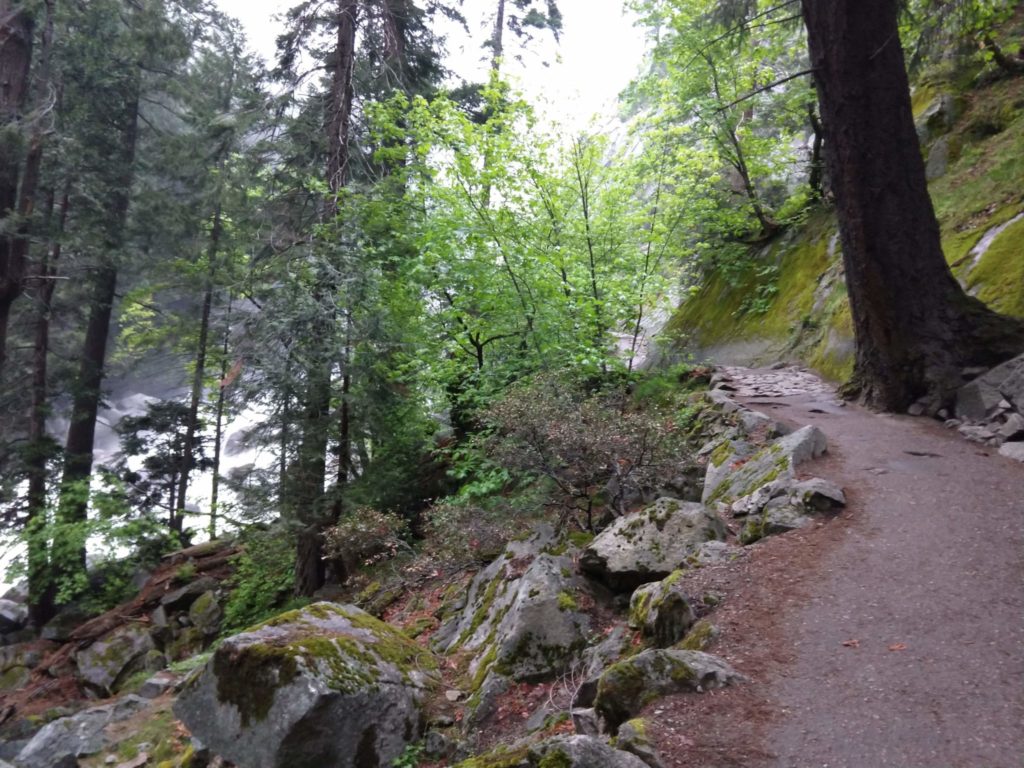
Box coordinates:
[646,366,1024,768]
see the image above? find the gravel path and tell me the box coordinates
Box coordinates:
[658,367,1024,768]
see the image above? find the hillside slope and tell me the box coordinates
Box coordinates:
[667,19,1024,384]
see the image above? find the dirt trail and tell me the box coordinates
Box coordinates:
[656,367,1024,768]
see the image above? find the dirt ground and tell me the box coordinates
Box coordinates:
[647,367,1024,768]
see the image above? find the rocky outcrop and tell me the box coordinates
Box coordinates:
[628,573,695,647]
[593,649,742,732]
[530,735,649,767]
[174,602,438,768]
[734,477,846,545]
[434,526,592,722]
[579,499,727,591]
[954,353,1024,459]
[702,425,828,506]
[615,718,665,768]
[14,696,148,768]
[75,624,155,697]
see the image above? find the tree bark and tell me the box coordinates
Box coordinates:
[293,0,359,597]
[0,2,34,374]
[174,206,222,538]
[801,0,1024,411]
[24,182,68,627]
[56,80,139,573]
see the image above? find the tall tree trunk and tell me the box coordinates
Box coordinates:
[24,182,68,627]
[491,0,505,71]
[209,295,231,541]
[174,206,222,537]
[0,2,34,374]
[801,0,1024,411]
[56,81,139,577]
[293,0,359,597]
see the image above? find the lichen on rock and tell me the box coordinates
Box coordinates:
[174,602,438,768]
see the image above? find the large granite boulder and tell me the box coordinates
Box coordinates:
[593,649,742,732]
[957,353,1024,421]
[616,718,665,768]
[174,602,438,768]
[580,499,726,591]
[702,425,827,506]
[529,735,649,768]
[434,526,592,702]
[15,696,147,768]
[628,573,695,647]
[0,600,28,634]
[75,623,156,697]
[738,477,846,545]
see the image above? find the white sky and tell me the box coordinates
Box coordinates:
[213,0,648,133]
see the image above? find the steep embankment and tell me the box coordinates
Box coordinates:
[668,47,1024,382]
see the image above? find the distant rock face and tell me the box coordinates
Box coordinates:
[702,425,828,506]
[174,602,438,768]
[580,499,727,591]
[593,649,742,732]
[75,623,156,697]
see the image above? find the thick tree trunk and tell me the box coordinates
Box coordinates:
[801,0,1024,411]
[0,2,34,374]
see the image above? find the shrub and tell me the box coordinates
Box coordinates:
[482,373,692,531]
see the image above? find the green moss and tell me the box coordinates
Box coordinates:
[663,569,684,588]
[739,516,766,545]
[451,745,530,768]
[556,591,578,612]
[214,643,299,726]
[566,530,594,548]
[215,604,437,726]
[470,641,500,692]
[403,616,436,639]
[457,572,506,648]
[708,440,733,468]
[537,749,573,768]
[677,620,717,651]
[965,214,1024,317]
[594,657,654,731]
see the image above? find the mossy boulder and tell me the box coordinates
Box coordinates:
[738,477,846,546]
[187,590,223,637]
[75,624,156,697]
[435,526,592,694]
[173,602,438,768]
[580,499,726,591]
[14,695,148,768]
[628,573,695,648]
[529,735,649,768]
[615,719,665,768]
[702,425,827,506]
[593,649,742,732]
